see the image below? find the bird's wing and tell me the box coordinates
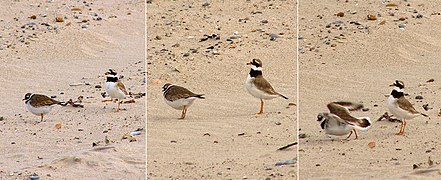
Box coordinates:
[397,97,419,114]
[31,94,60,107]
[117,81,128,95]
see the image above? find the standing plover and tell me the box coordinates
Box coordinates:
[23,93,63,121]
[317,101,371,139]
[245,59,288,114]
[162,83,205,119]
[387,80,427,135]
[102,68,128,112]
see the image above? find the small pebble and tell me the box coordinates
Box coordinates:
[415,95,423,100]
[275,159,296,166]
[29,173,40,180]
[270,34,280,41]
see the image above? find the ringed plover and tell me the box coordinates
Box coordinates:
[162,83,205,119]
[317,101,371,139]
[102,68,128,112]
[387,80,428,135]
[23,93,63,121]
[245,59,288,114]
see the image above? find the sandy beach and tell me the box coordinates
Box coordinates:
[0,0,145,179]
[147,0,296,179]
[299,0,441,179]
[2,0,441,179]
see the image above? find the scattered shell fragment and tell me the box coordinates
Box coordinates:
[71,8,82,11]
[275,159,297,166]
[55,17,64,22]
[367,15,377,20]
[336,12,344,17]
[368,141,376,148]
[55,123,62,129]
[151,79,161,84]
[386,3,398,7]
[130,131,142,136]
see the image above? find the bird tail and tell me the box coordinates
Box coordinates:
[352,117,372,130]
[58,101,68,106]
[279,93,288,99]
[195,94,205,99]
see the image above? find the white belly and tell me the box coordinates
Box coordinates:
[245,75,279,100]
[164,97,197,110]
[106,82,126,100]
[324,119,353,136]
[26,102,54,116]
[387,96,419,119]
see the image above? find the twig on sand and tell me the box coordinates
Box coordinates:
[278,142,298,151]
[377,112,401,122]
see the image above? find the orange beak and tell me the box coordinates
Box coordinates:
[246,62,251,65]
[389,84,395,87]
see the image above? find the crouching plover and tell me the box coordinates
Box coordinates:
[162,83,205,119]
[317,101,371,140]
[23,93,63,121]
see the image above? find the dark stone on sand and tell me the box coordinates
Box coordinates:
[415,95,423,100]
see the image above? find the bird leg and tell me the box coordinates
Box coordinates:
[353,129,359,139]
[40,114,44,122]
[101,99,113,102]
[345,131,353,140]
[116,100,121,112]
[396,119,406,135]
[256,99,264,115]
[179,106,187,119]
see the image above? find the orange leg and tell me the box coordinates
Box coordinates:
[256,99,264,115]
[179,106,187,119]
[353,129,359,139]
[116,100,121,112]
[345,131,353,140]
[101,99,112,102]
[40,114,44,122]
[396,119,406,135]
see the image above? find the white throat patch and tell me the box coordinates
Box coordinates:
[251,65,262,71]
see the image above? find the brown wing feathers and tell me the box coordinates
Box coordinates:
[31,94,61,107]
[253,76,288,99]
[166,86,205,101]
[327,102,370,128]
[117,81,128,95]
